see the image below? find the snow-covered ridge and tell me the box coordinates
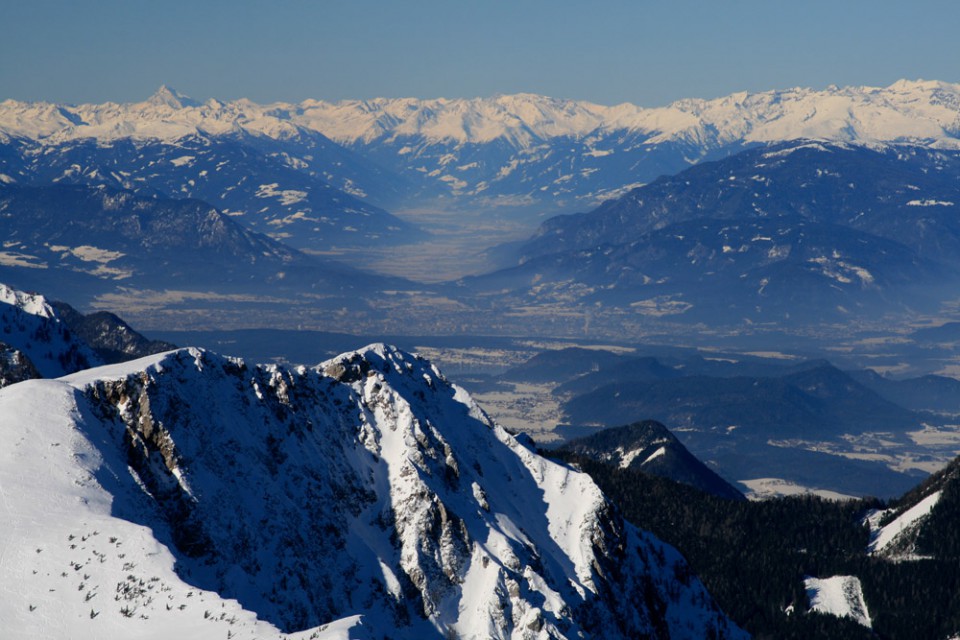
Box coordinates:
[1,344,746,639]
[0,282,101,380]
[864,490,943,556]
[3,79,960,148]
[0,281,55,318]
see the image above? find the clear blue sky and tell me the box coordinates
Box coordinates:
[3,0,959,106]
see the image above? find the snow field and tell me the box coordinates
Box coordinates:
[804,575,872,628]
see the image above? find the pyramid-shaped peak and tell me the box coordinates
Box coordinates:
[146,85,199,108]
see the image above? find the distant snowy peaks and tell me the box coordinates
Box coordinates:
[888,77,957,92]
[2,79,959,148]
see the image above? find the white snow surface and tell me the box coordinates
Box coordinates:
[804,575,872,628]
[0,281,55,318]
[0,379,330,640]
[0,344,746,640]
[618,444,668,469]
[2,79,959,150]
[641,446,668,466]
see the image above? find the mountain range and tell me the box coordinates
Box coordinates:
[2,81,960,338]
[0,182,418,325]
[459,139,960,329]
[2,79,959,217]
[0,130,420,251]
[496,345,942,499]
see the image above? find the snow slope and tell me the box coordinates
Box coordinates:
[0,379,335,640]
[864,490,943,556]
[804,575,872,628]
[0,344,746,639]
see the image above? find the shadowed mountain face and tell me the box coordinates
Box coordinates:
[0,282,100,383]
[520,143,960,265]
[0,282,177,388]
[49,301,176,364]
[561,362,918,440]
[494,346,929,499]
[848,369,960,414]
[0,183,300,282]
[558,361,926,497]
[1,134,422,249]
[0,183,411,312]
[553,420,746,501]
[460,141,960,327]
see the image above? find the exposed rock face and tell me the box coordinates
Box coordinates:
[0,341,40,387]
[5,344,746,639]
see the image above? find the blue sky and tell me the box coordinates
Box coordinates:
[3,0,959,106]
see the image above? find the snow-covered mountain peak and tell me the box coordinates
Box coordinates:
[291,93,610,146]
[601,79,960,147]
[2,342,746,639]
[145,85,200,110]
[0,282,101,381]
[0,281,55,318]
[887,77,957,93]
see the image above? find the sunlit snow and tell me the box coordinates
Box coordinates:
[804,575,872,628]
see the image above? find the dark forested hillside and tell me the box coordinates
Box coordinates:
[554,453,960,639]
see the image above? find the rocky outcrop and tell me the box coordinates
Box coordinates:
[0,341,40,387]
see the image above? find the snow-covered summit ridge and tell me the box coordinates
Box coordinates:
[3,79,959,148]
[4,342,747,639]
[0,281,56,318]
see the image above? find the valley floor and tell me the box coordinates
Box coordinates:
[315,205,540,282]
